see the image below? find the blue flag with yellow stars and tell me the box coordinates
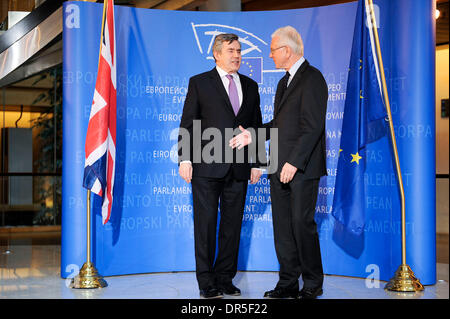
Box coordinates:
[332,0,388,236]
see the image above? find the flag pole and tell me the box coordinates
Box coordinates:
[70,0,109,289]
[367,0,423,292]
[70,190,107,289]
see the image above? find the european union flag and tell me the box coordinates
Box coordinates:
[332,0,388,235]
[240,57,262,84]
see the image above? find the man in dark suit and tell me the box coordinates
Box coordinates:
[178,33,263,299]
[231,26,328,299]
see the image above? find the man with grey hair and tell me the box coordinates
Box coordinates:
[178,33,264,298]
[231,26,328,299]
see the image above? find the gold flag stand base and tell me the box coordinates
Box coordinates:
[365,0,425,296]
[70,262,108,289]
[385,264,424,292]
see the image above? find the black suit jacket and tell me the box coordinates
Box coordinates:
[179,68,263,180]
[264,59,328,179]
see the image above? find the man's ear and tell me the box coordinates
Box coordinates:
[212,50,219,62]
[285,46,292,59]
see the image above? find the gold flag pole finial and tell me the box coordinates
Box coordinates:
[366,0,423,292]
[70,190,108,289]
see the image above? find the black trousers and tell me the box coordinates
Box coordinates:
[191,168,248,290]
[269,173,323,290]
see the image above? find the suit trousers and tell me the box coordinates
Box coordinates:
[191,168,248,290]
[269,173,324,290]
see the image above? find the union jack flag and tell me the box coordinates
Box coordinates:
[82,0,116,225]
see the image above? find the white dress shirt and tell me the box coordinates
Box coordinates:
[216,66,243,107]
[286,56,305,87]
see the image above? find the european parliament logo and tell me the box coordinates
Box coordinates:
[191,22,268,84]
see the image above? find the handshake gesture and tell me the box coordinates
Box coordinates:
[228,125,253,150]
[230,126,297,184]
[179,126,263,185]
[180,125,297,184]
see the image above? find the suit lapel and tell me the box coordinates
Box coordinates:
[273,79,285,116]
[209,68,236,117]
[275,60,310,118]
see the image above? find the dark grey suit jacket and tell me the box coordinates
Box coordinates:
[178,68,264,180]
[264,59,328,179]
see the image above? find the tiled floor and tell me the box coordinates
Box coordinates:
[0,242,448,299]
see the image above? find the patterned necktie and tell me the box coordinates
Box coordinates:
[226,74,240,115]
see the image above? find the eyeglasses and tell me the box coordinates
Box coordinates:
[270,45,286,54]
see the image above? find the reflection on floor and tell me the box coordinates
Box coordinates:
[0,242,448,299]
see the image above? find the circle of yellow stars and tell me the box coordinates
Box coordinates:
[242,61,253,77]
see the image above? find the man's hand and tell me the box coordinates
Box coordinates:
[229,125,252,150]
[179,162,193,183]
[250,168,263,184]
[280,162,298,183]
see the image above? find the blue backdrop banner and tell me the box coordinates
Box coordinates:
[61,0,436,285]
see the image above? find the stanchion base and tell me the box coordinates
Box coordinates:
[70,262,108,289]
[385,264,424,292]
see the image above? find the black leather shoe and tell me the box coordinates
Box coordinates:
[218,283,241,296]
[298,287,323,299]
[263,288,298,299]
[200,287,224,299]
